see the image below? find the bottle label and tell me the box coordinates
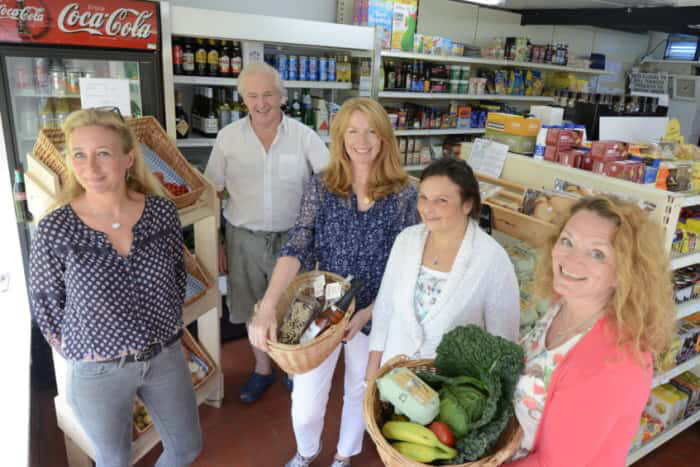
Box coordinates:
[173,45,183,65]
[176,119,189,137]
[195,50,207,64]
[232,57,242,75]
[325,282,342,302]
[219,56,230,74]
[313,274,326,298]
[183,53,194,71]
[14,192,27,202]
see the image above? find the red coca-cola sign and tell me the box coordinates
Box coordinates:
[0,0,159,50]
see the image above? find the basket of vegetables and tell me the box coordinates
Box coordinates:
[363,325,524,466]
[265,270,360,375]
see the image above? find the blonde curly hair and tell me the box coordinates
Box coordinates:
[50,108,165,213]
[534,196,675,358]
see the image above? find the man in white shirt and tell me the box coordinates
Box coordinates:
[204,62,329,403]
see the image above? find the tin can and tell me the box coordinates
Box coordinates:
[66,69,82,95]
[33,57,49,91]
[288,55,298,81]
[319,57,328,81]
[49,67,67,96]
[299,56,309,81]
[308,56,318,81]
[14,61,32,89]
[275,54,288,80]
[327,57,336,81]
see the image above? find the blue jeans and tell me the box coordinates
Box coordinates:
[66,341,202,467]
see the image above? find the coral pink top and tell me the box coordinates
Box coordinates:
[509,314,653,467]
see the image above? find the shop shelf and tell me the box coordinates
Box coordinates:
[174,75,238,86]
[378,91,554,102]
[652,353,700,388]
[183,286,220,326]
[676,298,700,320]
[671,251,700,270]
[14,89,81,98]
[381,50,612,75]
[394,128,485,136]
[176,137,216,148]
[283,80,352,89]
[679,194,700,208]
[404,164,428,171]
[626,409,700,465]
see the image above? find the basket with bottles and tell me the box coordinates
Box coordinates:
[363,325,525,466]
[265,269,362,375]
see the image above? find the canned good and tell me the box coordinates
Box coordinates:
[319,57,328,82]
[449,79,459,93]
[458,80,469,94]
[49,67,67,96]
[14,61,32,89]
[308,56,318,81]
[33,57,49,91]
[275,54,288,80]
[288,55,298,81]
[327,57,336,81]
[460,65,471,81]
[299,56,309,81]
[448,65,460,80]
[66,69,82,94]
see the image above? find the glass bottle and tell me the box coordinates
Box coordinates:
[231,41,242,78]
[299,278,364,343]
[291,91,303,122]
[302,88,313,127]
[182,38,195,75]
[195,38,208,76]
[219,40,231,77]
[207,39,219,77]
[14,166,32,224]
[217,88,231,129]
[175,90,190,139]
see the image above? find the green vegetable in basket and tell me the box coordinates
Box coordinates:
[420,325,525,462]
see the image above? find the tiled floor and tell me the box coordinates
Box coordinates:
[33,337,700,467]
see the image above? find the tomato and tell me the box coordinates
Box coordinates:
[428,421,455,447]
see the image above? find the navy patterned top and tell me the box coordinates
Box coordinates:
[29,196,186,361]
[280,174,419,317]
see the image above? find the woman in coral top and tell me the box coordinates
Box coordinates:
[509,197,675,467]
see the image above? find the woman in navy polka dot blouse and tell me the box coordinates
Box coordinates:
[249,98,419,467]
[29,109,202,466]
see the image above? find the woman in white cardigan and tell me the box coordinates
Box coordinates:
[366,158,520,375]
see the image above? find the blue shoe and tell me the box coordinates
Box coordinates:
[283,373,293,392]
[239,371,276,403]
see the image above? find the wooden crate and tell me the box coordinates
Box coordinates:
[477,173,559,247]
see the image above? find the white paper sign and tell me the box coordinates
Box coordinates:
[630,72,669,97]
[467,138,509,178]
[79,78,131,116]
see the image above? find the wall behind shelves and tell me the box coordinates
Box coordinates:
[166,0,335,22]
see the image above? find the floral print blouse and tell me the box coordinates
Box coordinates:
[413,265,448,323]
[512,302,591,459]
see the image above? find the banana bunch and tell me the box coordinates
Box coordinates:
[382,421,457,463]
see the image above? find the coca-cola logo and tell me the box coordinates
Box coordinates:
[57,2,153,39]
[0,4,45,22]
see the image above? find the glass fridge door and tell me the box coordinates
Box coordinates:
[6,56,144,171]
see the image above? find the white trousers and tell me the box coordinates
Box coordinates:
[291,331,370,458]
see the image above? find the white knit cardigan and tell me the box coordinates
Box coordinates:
[369,220,521,365]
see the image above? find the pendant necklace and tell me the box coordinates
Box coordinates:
[111,220,121,230]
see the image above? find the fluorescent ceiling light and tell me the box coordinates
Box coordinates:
[458,0,504,5]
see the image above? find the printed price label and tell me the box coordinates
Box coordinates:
[325,282,342,302]
[313,274,325,298]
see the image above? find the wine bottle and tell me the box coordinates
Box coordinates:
[14,167,32,224]
[299,278,364,343]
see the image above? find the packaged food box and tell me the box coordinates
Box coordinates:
[391,0,418,52]
[432,36,452,56]
[655,335,682,373]
[656,161,692,192]
[645,385,687,427]
[545,128,575,150]
[581,154,597,171]
[558,151,581,168]
[671,371,700,417]
[637,412,666,445]
[414,34,433,55]
[591,140,628,160]
[376,367,440,425]
[368,0,394,50]
[485,113,541,155]
[457,106,472,128]
[544,145,559,162]
[677,319,700,363]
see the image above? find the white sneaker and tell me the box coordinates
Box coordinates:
[284,443,322,467]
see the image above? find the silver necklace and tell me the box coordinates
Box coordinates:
[111,221,121,229]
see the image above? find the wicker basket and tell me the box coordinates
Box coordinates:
[363,355,523,467]
[266,271,356,375]
[183,247,214,307]
[31,116,205,209]
[127,116,205,209]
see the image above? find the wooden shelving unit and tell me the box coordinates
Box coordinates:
[24,152,223,467]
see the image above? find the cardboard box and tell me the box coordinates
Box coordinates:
[457,106,472,128]
[591,140,628,160]
[368,1,394,49]
[581,154,597,171]
[558,151,581,168]
[484,113,542,155]
[645,384,688,427]
[544,146,559,162]
[545,128,575,150]
[671,371,700,416]
[391,0,417,51]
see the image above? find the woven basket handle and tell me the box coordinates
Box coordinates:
[384,354,409,368]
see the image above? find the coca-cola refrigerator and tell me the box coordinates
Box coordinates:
[0,0,165,261]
